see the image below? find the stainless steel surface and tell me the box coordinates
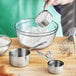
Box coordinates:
[48,60,64,74]
[9,48,30,67]
[37,51,50,60]
[35,10,53,27]
[36,51,54,61]
[37,50,64,74]
[35,0,53,27]
[43,0,48,10]
[47,51,54,60]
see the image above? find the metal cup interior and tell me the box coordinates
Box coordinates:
[48,60,64,67]
[9,48,30,57]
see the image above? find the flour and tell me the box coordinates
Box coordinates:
[17,26,55,49]
[0,38,10,55]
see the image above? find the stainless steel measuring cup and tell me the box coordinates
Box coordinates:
[35,0,53,27]
[36,51,64,74]
[9,41,47,67]
[9,48,30,67]
[48,60,64,74]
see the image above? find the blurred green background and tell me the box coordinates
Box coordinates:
[0,0,62,37]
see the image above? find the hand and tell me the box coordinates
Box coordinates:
[45,0,74,6]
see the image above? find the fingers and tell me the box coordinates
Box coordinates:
[60,0,74,5]
[44,0,74,7]
[45,0,55,8]
[52,0,61,5]
[48,0,56,5]
[45,0,60,7]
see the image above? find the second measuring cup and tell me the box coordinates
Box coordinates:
[37,51,64,74]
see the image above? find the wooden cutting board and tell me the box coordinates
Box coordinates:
[0,37,76,76]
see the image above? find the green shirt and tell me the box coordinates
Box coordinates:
[0,0,63,37]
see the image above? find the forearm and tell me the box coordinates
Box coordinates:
[61,0,74,5]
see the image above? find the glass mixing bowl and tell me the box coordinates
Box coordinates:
[0,34,12,56]
[15,18,58,49]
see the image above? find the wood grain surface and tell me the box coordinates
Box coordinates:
[0,37,76,76]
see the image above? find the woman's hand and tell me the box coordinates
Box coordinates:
[45,0,73,6]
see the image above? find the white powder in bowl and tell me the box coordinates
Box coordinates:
[17,26,55,49]
[0,38,10,55]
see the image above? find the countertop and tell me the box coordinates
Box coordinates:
[0,37,76,76]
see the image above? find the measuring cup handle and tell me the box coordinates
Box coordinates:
[36,50,54,61]
[44,0,49,10]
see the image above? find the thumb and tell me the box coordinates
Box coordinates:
[45,0,55,8]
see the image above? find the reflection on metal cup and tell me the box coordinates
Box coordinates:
[9,48,30,67]
[48,60,64,74]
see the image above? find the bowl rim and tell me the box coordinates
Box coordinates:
[15,18,58,36]
[0,34,12,47]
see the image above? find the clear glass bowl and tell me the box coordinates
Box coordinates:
[15,18,58,49]
[0,34,12,56]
